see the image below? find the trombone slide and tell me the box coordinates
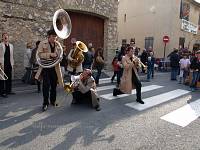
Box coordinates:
[0,67,8,80]
[138,59,147,68]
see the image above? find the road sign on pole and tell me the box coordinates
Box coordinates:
[163,36,170,71]
[163,36,169,43]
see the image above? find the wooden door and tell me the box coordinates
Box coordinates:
[63,11,104,54]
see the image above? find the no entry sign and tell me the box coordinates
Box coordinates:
[163,36,169,43]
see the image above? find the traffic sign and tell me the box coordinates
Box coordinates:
[163,36,169,43]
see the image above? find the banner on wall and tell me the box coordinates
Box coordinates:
[181,19,198,34]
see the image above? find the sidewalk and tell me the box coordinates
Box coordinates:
[11,70,112,93]
[12,70,168,93]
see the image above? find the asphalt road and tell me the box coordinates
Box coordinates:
[0,72,200,150]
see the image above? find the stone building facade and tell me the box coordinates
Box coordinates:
[0,0,118,79]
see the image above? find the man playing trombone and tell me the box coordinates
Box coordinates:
[71,69,101,111]
[113,46,145,104]
[0,32,15,98]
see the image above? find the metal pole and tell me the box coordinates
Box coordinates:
[163,43,166,71]
[164,43,166,60]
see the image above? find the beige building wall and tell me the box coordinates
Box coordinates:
[118,0,200,58]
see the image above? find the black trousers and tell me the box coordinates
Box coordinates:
[114,70,142,100]
[72,90,92,106]
[0,80,4,95]
[0,65,12,94]
[132,70,142,100]
[42,68,57,105]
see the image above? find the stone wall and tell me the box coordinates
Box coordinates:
[0,0,118,79]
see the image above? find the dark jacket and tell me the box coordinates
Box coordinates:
[30,47,37,65]
[190,59,200,70]
[147,56,155,68]
[170,52,180,68]
[141,51,148,63]
[83,49,94,67]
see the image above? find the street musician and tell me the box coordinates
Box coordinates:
[35,29,64,111]
[71,69,101,111]
[113,46,145,104]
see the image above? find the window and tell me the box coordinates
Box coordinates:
[180,0,190,21]
[145,37,154,50]
[179,37,185,48]
[124,14,126,22]
[122,39,127,45]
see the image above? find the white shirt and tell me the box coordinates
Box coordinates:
[179,58,190,69]
[24,48,32,68]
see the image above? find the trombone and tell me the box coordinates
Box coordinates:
[132,56,147,70]
[64,75,80,93]
[0,67,8,80]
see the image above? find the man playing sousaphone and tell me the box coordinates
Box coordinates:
[35,29,64,111]
[71,69,101,111]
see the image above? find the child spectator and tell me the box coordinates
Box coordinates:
[111,57,120,85]
[179,55,190,84]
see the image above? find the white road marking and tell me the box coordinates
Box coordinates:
[125,89,190,111]
[100,85,164,100]
[97,85,116,92]
[161,99,200,127]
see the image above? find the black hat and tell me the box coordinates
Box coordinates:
[47,29,57,36]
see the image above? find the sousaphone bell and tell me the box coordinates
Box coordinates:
[36,9,72,68]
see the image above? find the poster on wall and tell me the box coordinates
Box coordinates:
[180,0,190,21]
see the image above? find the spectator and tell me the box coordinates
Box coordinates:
[111,56,120,84]
[82,42,94,69]
[169,49,180,80]
[140,49,148,73]
[147,52,155,81]
[179,54,190,84]
[22,42,32,83]
[93,47,104,85]
[30,40,41,92]
[190,56,200,91]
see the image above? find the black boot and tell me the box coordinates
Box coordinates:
[42,105,48,111]
[113,88,118,96]
[136,99,144,104]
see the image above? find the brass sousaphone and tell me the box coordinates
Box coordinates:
[36,9,72,68]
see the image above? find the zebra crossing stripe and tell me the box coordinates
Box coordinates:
[100,85,163,100]
[125,89,190,111]
[97,85,116,92]
[160,99,200,127]
[99,78,112,84]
